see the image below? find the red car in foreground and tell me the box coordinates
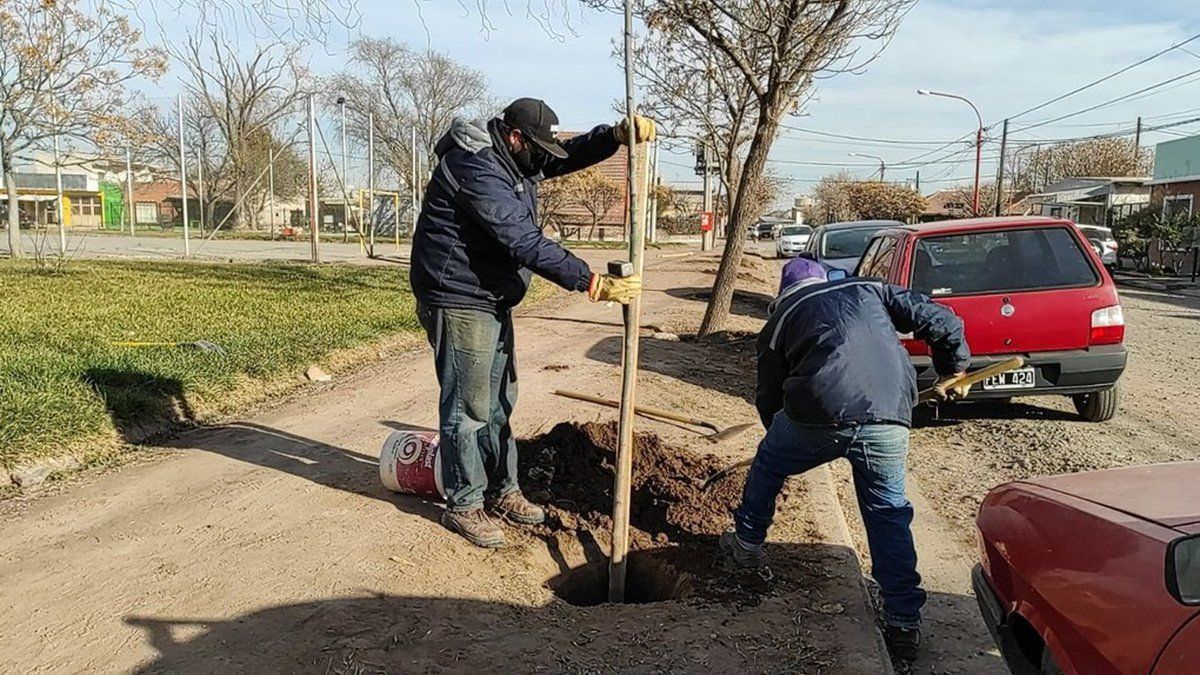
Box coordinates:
[854,217,1127,421]
[974,462,1200,674]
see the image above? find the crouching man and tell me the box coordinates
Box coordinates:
[720,258,971,662]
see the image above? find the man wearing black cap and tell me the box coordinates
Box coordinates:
[410,98,655,548]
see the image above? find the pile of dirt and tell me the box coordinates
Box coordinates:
[518,422,798,604]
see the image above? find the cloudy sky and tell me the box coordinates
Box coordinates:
[152,0,1200,199]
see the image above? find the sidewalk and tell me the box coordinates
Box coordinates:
[0,247,892,673]
[1114,271,1200,297]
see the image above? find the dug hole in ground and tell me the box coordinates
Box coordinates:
[2,248,936,673]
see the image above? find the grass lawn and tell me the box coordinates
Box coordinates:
[0,259,425,472]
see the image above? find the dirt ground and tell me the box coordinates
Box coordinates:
[0,248,894,674]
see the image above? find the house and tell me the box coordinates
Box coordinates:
[921,189,973,221]
[0,152,107,228]
[1025,177,1150,227]
[1148,134,1200,219]
[547,132,651,240]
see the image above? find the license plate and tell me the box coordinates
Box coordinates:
[982,366,1036,390]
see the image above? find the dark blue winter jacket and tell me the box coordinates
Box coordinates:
[410,118,620,312]
[756,278,971,429]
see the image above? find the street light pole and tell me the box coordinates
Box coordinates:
[918,89,984,215]
[338,96,349,243]
[849,152,885,181]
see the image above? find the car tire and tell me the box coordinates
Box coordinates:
[1073,384,1119,422]
[1039,648,1064,675]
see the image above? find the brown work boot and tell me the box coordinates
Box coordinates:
[488,490,546,525]
[441,508,506,548]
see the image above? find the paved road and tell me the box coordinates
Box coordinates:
[2,232,411,264]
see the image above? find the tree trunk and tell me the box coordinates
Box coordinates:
[698,113,779,336]
[2,137,22,259]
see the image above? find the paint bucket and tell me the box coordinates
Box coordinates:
[379,430,444,498]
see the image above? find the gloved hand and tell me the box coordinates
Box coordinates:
[588,273,642,304]
[613,115,657,145]
[933,373,971,402]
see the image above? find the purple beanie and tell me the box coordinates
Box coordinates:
[779,257,828,294]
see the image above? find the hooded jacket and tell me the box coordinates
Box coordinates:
[410,117,620,312]
[756,277,971,429]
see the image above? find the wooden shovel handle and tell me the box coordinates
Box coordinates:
[554,390,717,432]
[917,356,1026,404]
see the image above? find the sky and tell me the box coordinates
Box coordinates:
[143,0,1200,202]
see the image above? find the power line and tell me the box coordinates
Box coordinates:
[778,124,958,146]
[1012,65,1200,134]
[1002,31,1200,122]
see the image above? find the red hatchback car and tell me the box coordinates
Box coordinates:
[855,217,1127,421]
[974,462,1200,674]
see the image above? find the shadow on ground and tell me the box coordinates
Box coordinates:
[913,399,1081,427]
[585,330,759,405]
[664,286,773,320]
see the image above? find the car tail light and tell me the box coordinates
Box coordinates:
[1090,305,1125,345]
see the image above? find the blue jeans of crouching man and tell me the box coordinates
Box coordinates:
[734,412,926,629]
[417,304,520,513]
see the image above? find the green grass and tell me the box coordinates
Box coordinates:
[0,259,423,470]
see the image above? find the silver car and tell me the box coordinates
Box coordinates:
[804,220,905,272]
[775,224,813,258]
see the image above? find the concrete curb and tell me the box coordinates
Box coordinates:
[807,464,897,675]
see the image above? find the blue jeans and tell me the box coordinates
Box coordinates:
[417,304,520,512]
[734,413,926,628]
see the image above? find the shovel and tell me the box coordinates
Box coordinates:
[553,390,757,442]
[698,356,1028,491]
[110,340,228,356]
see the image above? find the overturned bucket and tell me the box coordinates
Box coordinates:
[379,430,445,498]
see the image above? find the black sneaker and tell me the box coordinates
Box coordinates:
[882,623,921,663]
[718,530,769,569]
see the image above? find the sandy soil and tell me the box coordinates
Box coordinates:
[0,248,891,674]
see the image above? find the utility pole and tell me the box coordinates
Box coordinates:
[368,111,375,257]
[648,141,660,243]
[338,96,349,243]
[125,146,135,237]
[915,170,920,195]
[1134,116,1143,164]
[52,134,66,255]
[178,93,190,257]
[307,94,320,263]
[268,146,276,240]
[995,118,1009,217]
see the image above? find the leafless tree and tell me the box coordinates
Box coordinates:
[571,168,623,240]
[325,37,496,195]
[1008,137,1152,194]
[602,0,914,334]
[0,0,166,257]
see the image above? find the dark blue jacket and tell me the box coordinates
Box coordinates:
[756,278,971,429]
[410,118,620,312]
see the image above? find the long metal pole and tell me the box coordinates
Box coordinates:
[53,134,66,254]
[368,111,375,257]
[1134,116,1143,164]
[196,145,205,236]
[973,126,983,216]
[268,146,276,240]
[125,146,135,236]
[307,95,320,263]
[994,118,1009,217]
[178,93,190,257]
[341,100,350,243]
[648,141,660,243]
[609,0,646,605]
[410,126,418,237]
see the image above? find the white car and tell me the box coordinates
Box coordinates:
[1078,225,1118,269]
[775,225,813,258]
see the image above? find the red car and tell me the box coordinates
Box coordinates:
[855,217,1127,421]
[974,462,1200,674]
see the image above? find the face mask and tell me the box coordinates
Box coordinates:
[512,135,549,177]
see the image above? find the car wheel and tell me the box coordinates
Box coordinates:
[1073,383,1119,422]
[1039,648,1064,675]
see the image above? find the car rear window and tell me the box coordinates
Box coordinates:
[780,226,811,236]
[822,228,882,259]
[911,227,1098,297]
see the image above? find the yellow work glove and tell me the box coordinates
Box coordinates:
[613,115,657,145]
[933,373,971,402]
[588,273,642,304]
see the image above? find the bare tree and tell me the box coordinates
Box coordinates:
[1009,137,1153,193]
[571,168,623,240]
[0,0,165,257]
[608,0,914,334]
[538,173,578,234]
[326,37,495,195]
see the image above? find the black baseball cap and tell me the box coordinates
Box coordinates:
[502,98,569,159]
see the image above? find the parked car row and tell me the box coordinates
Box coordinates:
[794,217,1197,672]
